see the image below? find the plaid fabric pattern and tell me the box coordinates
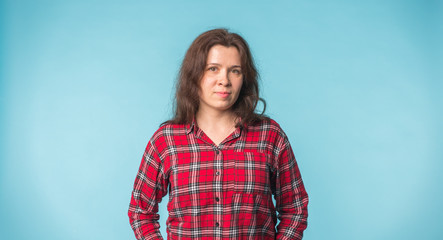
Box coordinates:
[128,118,308,240]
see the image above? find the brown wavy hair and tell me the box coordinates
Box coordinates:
[164,28,267,127]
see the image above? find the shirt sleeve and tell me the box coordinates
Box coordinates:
[274,138,309,240]
[128,140,168,240]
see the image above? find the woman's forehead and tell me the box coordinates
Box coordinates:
[206,45,242,66]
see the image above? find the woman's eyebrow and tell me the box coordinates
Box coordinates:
[206,63,241,68]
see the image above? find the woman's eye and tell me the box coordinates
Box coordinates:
[232,69,242,74]
[208,67,217,71]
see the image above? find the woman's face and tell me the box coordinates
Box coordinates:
[198,44,243,115]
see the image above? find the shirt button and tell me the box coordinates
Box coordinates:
[216,171,220,176]
[215,197,220,202]
[215,149,220,154]
[215,222,219,227]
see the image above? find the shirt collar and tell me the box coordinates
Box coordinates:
[185,116,245,137]
[185,118,196,135]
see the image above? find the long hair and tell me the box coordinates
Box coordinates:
[164,28,267,127]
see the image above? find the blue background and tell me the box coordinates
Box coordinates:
[1,0,442,239]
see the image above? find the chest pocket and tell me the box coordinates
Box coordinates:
[234,151,271,195]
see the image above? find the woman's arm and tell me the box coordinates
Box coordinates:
[275,139,309,240]
[128,141,168,240]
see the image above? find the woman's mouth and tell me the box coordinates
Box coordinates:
[215,92,230,98]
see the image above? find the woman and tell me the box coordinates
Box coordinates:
[128,28,308,240]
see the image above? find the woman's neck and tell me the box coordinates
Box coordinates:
[195,109,238,146]
[196,109,237,130]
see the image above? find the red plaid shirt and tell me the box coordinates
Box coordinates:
[128,118,308,240]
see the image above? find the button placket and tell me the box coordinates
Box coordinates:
[214,146,223,239]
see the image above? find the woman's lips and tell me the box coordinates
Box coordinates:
[215,92,230,98]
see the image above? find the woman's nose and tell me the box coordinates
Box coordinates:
[217,70,231,86]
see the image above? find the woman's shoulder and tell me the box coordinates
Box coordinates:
[148,122,189,144]
[248,116,288,140]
